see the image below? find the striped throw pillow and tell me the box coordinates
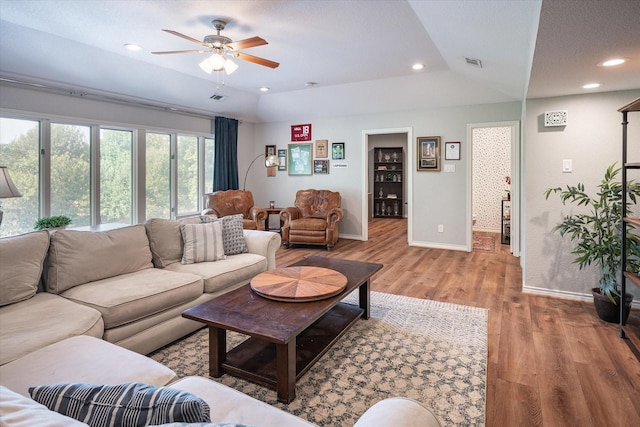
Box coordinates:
[180,221,226,264]
[200,214,248,255]
[28,383,211,426]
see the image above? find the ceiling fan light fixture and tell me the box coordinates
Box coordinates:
[224,58,238,75]
[199,53,226,74]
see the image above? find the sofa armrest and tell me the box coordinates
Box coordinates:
[326,207,344,229]
[243,230,281,270]
[200,209,219,217]
[249,206,268,230]
[354,398,441,427]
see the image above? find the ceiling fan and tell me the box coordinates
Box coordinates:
[152,19,279,75]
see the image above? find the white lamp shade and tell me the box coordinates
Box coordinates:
[265,155,280,168]
[224,58,238,75]
[0,166,22,198]
[199,54,225,74]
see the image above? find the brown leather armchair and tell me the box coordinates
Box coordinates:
[202,190,267,230]
[280,189,343,251]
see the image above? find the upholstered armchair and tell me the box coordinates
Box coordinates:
[202,190,267,230]
[280,189,343,251]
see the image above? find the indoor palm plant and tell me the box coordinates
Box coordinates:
[545,163,640,322]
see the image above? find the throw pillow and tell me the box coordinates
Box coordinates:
[200,214,248,255]
[29,383,211,426]
[180,221,226,264]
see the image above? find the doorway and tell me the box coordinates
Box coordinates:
[468,121,520,256]
[361,127,413,242]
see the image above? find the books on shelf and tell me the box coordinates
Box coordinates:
[387,194,397,199]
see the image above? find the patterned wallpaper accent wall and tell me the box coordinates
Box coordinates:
[472,127,511,232]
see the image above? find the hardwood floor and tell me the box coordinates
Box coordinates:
[275,218,640,427]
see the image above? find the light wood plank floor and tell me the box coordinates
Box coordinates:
[275,218,640,427]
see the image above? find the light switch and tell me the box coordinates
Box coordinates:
[562,159,572,173]
[444,164,455,173]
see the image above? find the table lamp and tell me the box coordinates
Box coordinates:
[0,166,23,226]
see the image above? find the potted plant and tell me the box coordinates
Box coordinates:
[545,163,639,323]
[34,215,72,230]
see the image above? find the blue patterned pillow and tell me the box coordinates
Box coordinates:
[28,383,211,426]
[200,214,248,255]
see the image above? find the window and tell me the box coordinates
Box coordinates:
[0,118,40,237]
[146,132,171,219]
[204,137,215,195]
[100,128,133,224]
[1,114,214,236]
[50,123,91,227]
[177,135,198,215]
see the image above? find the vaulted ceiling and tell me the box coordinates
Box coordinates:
[1,0,639,123]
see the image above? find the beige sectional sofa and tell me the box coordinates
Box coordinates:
[0,219,441,426]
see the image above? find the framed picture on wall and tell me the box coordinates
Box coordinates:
[288,143,313,175]
[416,136,441,171]
[315,140,328,158]
[265,145,276,157]
[314,159,329,174]
[332,142,345,160]
[444,141,460,160]
[277,149,287,171]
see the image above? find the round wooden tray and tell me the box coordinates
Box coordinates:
[250,266,348,302]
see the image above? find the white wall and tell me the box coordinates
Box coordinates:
[524,89,640,301]
[247,102,522,244]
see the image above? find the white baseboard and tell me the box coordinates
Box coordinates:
[523,285,640,308]
[409,240,468,252]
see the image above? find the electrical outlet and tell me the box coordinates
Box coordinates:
[438,224,444,233]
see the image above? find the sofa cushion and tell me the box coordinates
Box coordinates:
[181,222,226,264]
[0,293,104,365]
[145,217,201,268]
[0,385,86,427]
[46,225,153,294]
[60,268,203,329]
[0,335,177,397]
[29,383,211,426]
[0,230,50,306]
[169,377,316,427]
[166,253,267,295]
[201,214,248,255]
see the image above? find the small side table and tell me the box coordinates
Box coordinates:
[265,207,283,232]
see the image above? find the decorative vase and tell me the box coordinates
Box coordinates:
[392,152,398,162]
[377,149,382,163]
[379,187,383,198]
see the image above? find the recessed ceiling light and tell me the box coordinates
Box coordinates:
[124,43,142,51]
[304,82,318,87]
[259,87,270,92]
[582,83,601,89]
[412,63,424,70]
[599,58,629,67]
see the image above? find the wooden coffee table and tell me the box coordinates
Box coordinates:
[182,256,382,403]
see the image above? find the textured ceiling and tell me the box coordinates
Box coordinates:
[0,0,638,123]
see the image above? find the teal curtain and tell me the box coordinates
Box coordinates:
[213,116,238,191]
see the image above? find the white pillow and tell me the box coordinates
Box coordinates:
[180,222,226,264]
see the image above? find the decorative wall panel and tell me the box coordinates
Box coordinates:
[472,127,511,232]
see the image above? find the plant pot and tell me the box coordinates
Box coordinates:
[591,288,633,323]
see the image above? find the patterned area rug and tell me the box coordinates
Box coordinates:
[150,291,488,426]
[473,235,496,252]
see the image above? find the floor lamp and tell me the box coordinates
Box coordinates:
[0,166,23,226]
[243,154,280,191]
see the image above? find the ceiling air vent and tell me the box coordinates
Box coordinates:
[465,57,483,68]
[210,94,227,101]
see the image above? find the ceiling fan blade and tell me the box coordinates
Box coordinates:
[234,52,280,69]
[226,36,267,50]
[152,49,208,55]
[162,29,206,46]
